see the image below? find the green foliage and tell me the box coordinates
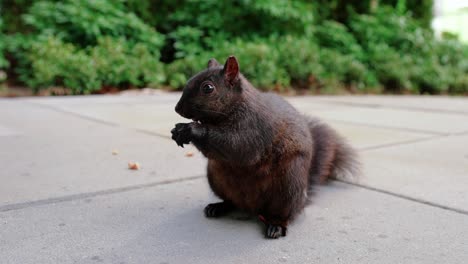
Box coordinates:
[319,48,371,91]
[0,17,8,69]
[165,56,206,89]
[27,37,100,94]
[4,34,36,84]
[314,21,364,60]
[23,0,164,52]
[383,0,434,28]
[23,36,165,94]
[275,36,322,88]
[90,37,165,88]
[350,7,468,94]
[1,0,467,95]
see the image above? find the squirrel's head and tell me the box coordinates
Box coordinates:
[175,56,243,124]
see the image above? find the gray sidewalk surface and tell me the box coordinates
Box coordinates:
[1,94,467,263]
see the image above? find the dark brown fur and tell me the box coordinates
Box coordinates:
[171,56,359,238]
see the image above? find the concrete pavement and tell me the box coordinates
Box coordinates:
[1,94,467,263]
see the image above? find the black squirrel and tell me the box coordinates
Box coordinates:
[171,56,359,239]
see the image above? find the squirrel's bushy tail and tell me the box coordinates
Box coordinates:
[307,117,360,186]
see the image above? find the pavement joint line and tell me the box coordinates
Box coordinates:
[0,175,204,213]
[335,179,468,216]
[453,130,468,136]
[27,101,120,128]
[3,173,467,218]
[326,119,449,136]
[24,99,452,138]
[319,100,468,116]
[358,135,446,152]
[135,128,171,140]
[27,101,174,141]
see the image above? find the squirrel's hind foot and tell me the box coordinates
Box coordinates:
[204,201,234,218]
[265,224,287,239]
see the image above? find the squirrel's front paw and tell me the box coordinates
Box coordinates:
[171,123,192,147]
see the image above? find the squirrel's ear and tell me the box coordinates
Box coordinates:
[223,56,239,86]
[207,58,221,69]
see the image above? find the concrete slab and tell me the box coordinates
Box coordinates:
[0,101,205,206]
[1,180,467,264]
[361,134,468,213]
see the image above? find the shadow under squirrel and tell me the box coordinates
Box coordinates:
[171,56,359,239]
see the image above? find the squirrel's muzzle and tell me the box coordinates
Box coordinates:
[175,100,194,119]
[175,102,182,115]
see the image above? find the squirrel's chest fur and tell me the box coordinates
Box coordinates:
[206,105,313,213]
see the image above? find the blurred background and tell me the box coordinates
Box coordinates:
[0,0,467,96]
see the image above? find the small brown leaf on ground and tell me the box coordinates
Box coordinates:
[128,162,140,170]
[185,151,194,157]
[112,149,119,155]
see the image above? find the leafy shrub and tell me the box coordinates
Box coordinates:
[25,36,165,94]
[90,37,165,88]
[1,1,467,95]
[4,34,39,85]
[275,36,323,88]
[314,21,364,61]
[169,26,205,59]
[23,0,164,53]
[350,7,467,93]
[0,18,8,70]
[365,44,413,91]
[435,38,468,94]
[27,37,100,94]
[165,56,206,89]
[4,0,166,93]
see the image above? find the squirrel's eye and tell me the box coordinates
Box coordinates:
[202,83,215,94]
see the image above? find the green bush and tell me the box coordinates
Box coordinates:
[24,36,165,94]
[319,49,371,90]
[435,38,468,94]
[0,17,8,70]
[275,36,323,89]
[27,37,100,94]
[0,35,6,83]
[23,0,164,53]
[350,7,467,94]
[1,1,467,95]
[4,34,37,85]
[165,56,206,89]
[314,21,364,61]
[4,0,165,94]
[90,37,165,88]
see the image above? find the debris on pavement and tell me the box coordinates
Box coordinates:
[128,162,140,170]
